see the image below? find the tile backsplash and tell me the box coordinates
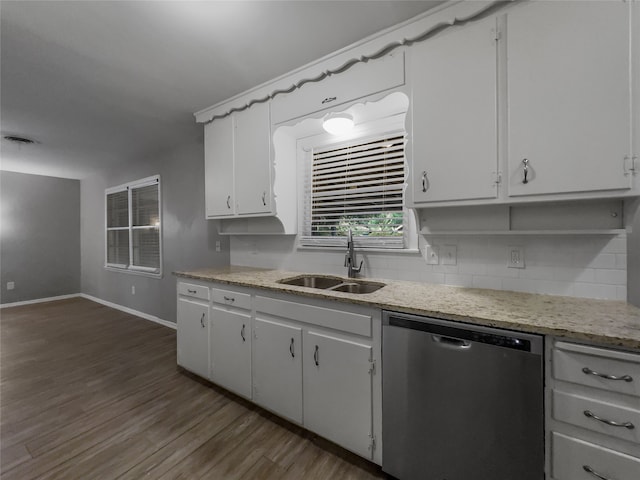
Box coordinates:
[230,233,627,301]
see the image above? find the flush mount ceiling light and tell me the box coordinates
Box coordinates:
[322,112,354,135]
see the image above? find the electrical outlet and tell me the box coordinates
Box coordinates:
[131,285,136,295]
[215,241,221,252]
[508,246,525,269]
[425,246,439,265]
[7,281,15,291]
[440,245,457,266]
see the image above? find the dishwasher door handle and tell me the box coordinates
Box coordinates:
[431,335,471,349]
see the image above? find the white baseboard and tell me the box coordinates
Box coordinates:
[80,294,176,330]
[0,293,81,308]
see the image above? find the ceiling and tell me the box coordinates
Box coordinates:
[0,0,444,179]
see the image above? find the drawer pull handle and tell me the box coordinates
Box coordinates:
[583,465,614,480]
[583,410,635,430]
[187,289,197,294]
[241,324,246,342]
[200,313,205,328]
[289,338,295,358]
[226,195,231,209]
[313,345,319,366]
[582,367,633,382]
[223,296,235,303]
[321,96,337,104]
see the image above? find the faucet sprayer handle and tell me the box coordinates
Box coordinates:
[353,260,363,273]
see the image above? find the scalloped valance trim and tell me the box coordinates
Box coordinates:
[201,1,513,125]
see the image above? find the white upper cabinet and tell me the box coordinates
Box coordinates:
[234,102,272,215]
[410,15,499,205]
[271,51,405,125]
[506,0,633,198]
[204,102,273,219]
[204,115,235,217]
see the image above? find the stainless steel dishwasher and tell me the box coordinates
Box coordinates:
[382,311,544,480]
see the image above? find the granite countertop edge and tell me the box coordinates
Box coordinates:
[174,268,640,351]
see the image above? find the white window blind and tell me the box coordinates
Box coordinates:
[300,133,406,249]
[106,175,161,275]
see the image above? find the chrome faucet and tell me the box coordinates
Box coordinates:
[344,229,363,278]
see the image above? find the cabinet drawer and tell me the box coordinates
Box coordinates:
[271,51,404,124]
[211,288,251,310]
[553,390,640,444]
[553,342,640,397]
[551,432,640,480]
[177,282,210,301]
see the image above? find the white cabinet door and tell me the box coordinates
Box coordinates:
[271,51,405,124]
[234,102,273,215]
[210,307,252,399]
[410,16,498,204]
[177,298,209,379]
[253,318,303,423]
[204,115,235,217]
[507,1,632,197]
[303,331,373,459]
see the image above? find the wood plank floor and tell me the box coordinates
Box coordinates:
[0,297,386,479]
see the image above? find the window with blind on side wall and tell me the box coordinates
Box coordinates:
[105,175,162,276]
[300,133,407,249]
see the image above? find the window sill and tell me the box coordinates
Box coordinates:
[104,266,163,279]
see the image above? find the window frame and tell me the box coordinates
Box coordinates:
[105,174,162,277]
[297,113,417,251]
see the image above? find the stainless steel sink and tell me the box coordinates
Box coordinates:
[277,275,385,294]
[328,281,385,294]
[277,275,344,289]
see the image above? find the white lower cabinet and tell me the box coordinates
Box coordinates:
[253,318,302,423]
[552,432,640,480]
[176,281,381,464]
[303,331,373,459]
[176,297,209,379]
[210,307,252,399]
[547,340,640,480]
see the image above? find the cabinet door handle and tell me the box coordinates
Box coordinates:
[226,195,231,209]
[313,345,319,366]
[421,171,429,193]
[583,410,635,430]
[187,289,197,294]
[321,96,337,104]
[223,296,235,303]
[522,158,529,184]
[582,367,633,382]
[289,338,295,358]
[262,191,266,206]
[583,465,614,480]
[200,313,205,328]
[241,324,246,342]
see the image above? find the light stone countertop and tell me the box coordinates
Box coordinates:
[175,266,640,351]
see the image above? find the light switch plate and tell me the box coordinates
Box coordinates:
[508,246,525,269]
[440,245,457,266]
[425,245,439,265]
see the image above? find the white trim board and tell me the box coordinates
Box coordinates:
[79,294,176,330]
[0,293,176,331]
[0,293,81,308]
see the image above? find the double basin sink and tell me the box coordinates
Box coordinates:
[277,274,385,294]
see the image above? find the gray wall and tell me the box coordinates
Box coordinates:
[81,140,229,323]
[0,171,81,303]
[629,203,640,307]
